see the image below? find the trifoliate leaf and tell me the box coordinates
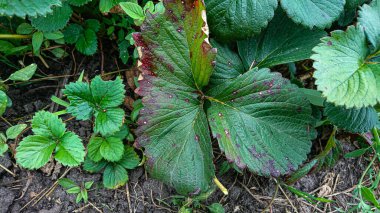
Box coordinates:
[55,132,85,166]
[32,32,43,55]
[88,137,104,162]
[99,137,124,162]
[280,0,345,29]
[63,24,84,44]
[325,103,378,133]
[83,157,107,172]
[312,26,380,108]
[67,0,92,6]
[0,91,8,116]
[90,76,125,108]
[94,108,125,136]
[103,163,128,189]
[0,0,62,18]
[8,64,37,81]
[205,0,278,41]
[16,135,56,169]
[134,0,215,195]
[30,3,73,32]
[358,0,380,50]
[75,29,98,55]
[206,68,315,177]
[6,124,27,140]
[31,111,66,138]
[208,40,244,86]
[64,76,126,135]
[117,146,140,169]
[338,0,365,26]
[16,23,34,35]
[237,10,326,69]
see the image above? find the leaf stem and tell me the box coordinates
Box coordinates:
[0,34,31,39]
[372,127,380,146]
[213,177,228,195]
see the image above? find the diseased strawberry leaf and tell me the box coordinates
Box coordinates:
[134,0,215,195]
[206,68,315,177]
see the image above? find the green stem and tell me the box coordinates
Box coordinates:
[372,127,380,146]
[0,34,31,39]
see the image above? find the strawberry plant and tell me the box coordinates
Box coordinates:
[131,0,380,198]
[0,124,27,156]
[63,76,126,136]
[16,111,85,169]
[58,178,94,203]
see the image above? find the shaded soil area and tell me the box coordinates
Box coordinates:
[0,51,366,213]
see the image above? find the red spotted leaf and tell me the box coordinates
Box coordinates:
[134,0,215,195]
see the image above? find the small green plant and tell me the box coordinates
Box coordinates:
[16,111,85,169]
[119,0,165,26]
[0,124,28,156]
[84,144,140,189]
[0,64,37,116]
[63,76,126,136]
[58,178,94,203]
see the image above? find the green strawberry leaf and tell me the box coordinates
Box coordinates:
[208,40,245,86]
[55,132,85,166]
[16,23,34,35]
[75,29,98,55]
[0,0,62,18]
[90,76,125,108]
[0,91,8,116]
[134,0,215,194]
[63,24,84,44]
[280,0,345,29]
[30,3,73,32]
[16,111,84,169]
[94,108,125,136]
[64,81,94,120]
[6,124,27,140]
[338,0,365,26]
[8,64,37,82]
[237,9,326,69]
[358,0,380,51]
[119,2,145,20]
[205,0,278,41]
[117,146,140,169]
[324,103,378,133]
[83,157,107,172]
[31,111,66,138]
[312,26,380,108]
[103,163,128,189]
[99,137,124,162]
[206,68,315,177]
[88,137,104,162]
[16,135,56,169]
